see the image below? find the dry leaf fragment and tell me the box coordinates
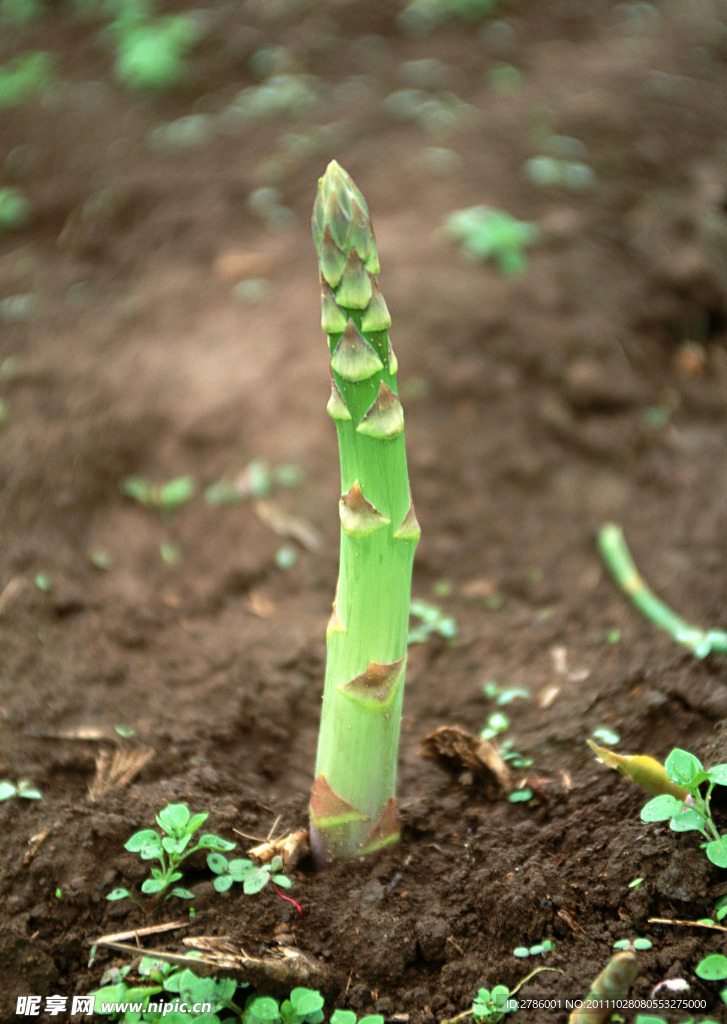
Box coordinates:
[248,829,310,872]
[419,725,512,793]
[254,500,322,551]
[89,746,154,801]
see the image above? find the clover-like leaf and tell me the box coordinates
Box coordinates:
[125,829,164,860]
[228,858,254,881]
[243,866,271,895]
[213,874,234,893]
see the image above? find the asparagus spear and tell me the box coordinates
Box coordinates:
[309,161,420,865]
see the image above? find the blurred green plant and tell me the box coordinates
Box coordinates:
[397,0,515,35]
[0,778,43,800]
[445,206,540,275]
[0,51,55,106]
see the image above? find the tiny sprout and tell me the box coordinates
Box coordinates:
[508,788,533,804]
[513,939,555,958]
[34,572,52,592]
[591,727,620,746]
[160,540,181,565]
[0,778,43,801]
[480,711,509,740]
[483,680,530,706]
[628,877,644,890]
[55,888,63,899]
[613,937,652,951]
[121,474,197,512]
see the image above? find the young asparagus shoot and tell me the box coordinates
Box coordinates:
[309,161,420,865]
[598,523,727,658]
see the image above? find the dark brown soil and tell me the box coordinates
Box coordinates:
[2,1,727,1022]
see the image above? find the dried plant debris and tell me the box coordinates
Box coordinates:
[419,724,512,793]
[247,828,310,872]
[88,746,154,801]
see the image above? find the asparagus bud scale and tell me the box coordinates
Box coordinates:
[309,161,420,865]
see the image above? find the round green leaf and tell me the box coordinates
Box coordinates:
[0,781,17,801]
[669,807,706,833]
[213,874,234,893]
[513,946,529,957]
[243,867,270,894]
[640,794,683,822]
[706,839,727,868]
[358,1017,385,1024]
[633,938,653,950]
[245,995,280,1023]
[272,874,292,888]
[290,988,324,1015]
[170,887,195,899]
[330,1012,356,1024]
[206,852,229,874]
[695,954,727,981]
[228,858,254,881]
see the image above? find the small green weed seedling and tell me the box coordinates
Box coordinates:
[640,749,727,868]
[482,680,530,706]
[207,852,293,896]
[443,967,560,1024]
[107,803,235,903]
[513,939,555,958]
[445,205,540,275]
[408,599,458,644]
[398,0,511,34]
[121,474,197,512]
[613,937,652,951]
[0,778,42,800]
[93,957,246,1021]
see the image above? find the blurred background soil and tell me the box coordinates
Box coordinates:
[2,0,727,1020]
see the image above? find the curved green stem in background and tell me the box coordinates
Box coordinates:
[598,523,727,659]
[309,162,419,866]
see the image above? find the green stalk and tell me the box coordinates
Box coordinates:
[309,161,420,866]
[598,523,727,659]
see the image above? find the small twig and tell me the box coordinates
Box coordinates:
[648,916,727,932]
[91,920,189,946]
[598,523,727,658]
